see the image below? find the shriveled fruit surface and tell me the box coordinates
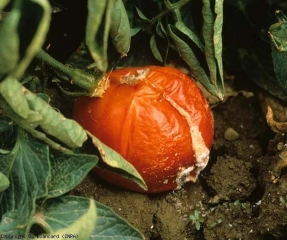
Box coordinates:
[73,66,214,193]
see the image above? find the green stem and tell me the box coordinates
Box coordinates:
[163,0,190,11]
[149,0,190,25]
[36,49,104,95]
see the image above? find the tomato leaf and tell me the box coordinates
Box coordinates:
[39,196,144,239]
[0,116,15,152]
[47,199,97,239]
[0,6,20,79]
[150,35,163,63]
[46,152,97,198]
[94,200,144,239]
[0,128,50,231]
[202,0,217,84]
[0,172,9,192]
[175,21,204,52]
[0,127,97,235]
[110,0,131,57]
[0,77,31,119]
[0,0,51,80]
[0,209,27,234]
[156,20,168,38]
[0,77,87,150]
[135,7,151,21]
[269,11,287,95]
[0,0,9,10]
[0,116,13,133]
[168,24,219,97]
[202,0,224,100]
[24,89,87,149]
[14,0,51,78]
[131,27,142,36]
[87,132,148,191]
[214,0,224,92]
[86,0,113,72]
[270,43,287,95]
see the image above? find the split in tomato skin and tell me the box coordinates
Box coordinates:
[73,66,214,193]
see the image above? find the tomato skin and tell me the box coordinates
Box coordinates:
[73,66,214,193]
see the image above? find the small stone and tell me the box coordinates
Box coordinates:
[277,142,284,151]
[224,127,239,141]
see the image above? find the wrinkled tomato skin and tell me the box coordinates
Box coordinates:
[73,66,214,193]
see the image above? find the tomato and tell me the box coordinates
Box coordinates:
[73,66,214,193]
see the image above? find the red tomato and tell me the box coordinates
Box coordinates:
[73,66,214,193]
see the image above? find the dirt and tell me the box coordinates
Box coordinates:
[66,69,287,240]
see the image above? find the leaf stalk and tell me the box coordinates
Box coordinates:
[149,0,190,25]
[36,49,107,97]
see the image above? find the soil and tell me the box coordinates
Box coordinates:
[64,46,287,240]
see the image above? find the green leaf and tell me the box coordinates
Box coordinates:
[201,0,224,99]
[0,128,50,231]
[0,129,95,235]
[0,116,15,152]
[168,24,219,97]
[39,196,144,239]
[110,0,131,56]
[0,172,9,192]
[195,221,201,230]
[36,92,50,103]
[214,0,224,88]
[189,215,196,221]
[135,7,151,21]
[210,222,217,228]
[0,209,27,234]
[202,0,216,82]
[86,0,113,72]
[0,116,13,133]
[0,77,87,150]
[130,27,142,36]
[87,132,147,191]
[156,20,168,38]
[150,35,163,63]
[0,77,31,119]
[0,0,51,79]
[46,152,97,198]
[50,199,97,240]
[234,200,240,205]
[269,21,287,52]
[0,126,143,237]
[269,18,287,93]
[24,89,87,149]
[94,200,144,239]
[13,0,51,78]
[0,4,20,79]
[175,21,204,52]
[194,210,199,219]
[0,0,10,10]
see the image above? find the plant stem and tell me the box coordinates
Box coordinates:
[163,0,190,11]
[149,0,190,25]
[36,49,70,76]
[36,49,107,96]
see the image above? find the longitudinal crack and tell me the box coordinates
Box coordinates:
[163,94,210,187]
